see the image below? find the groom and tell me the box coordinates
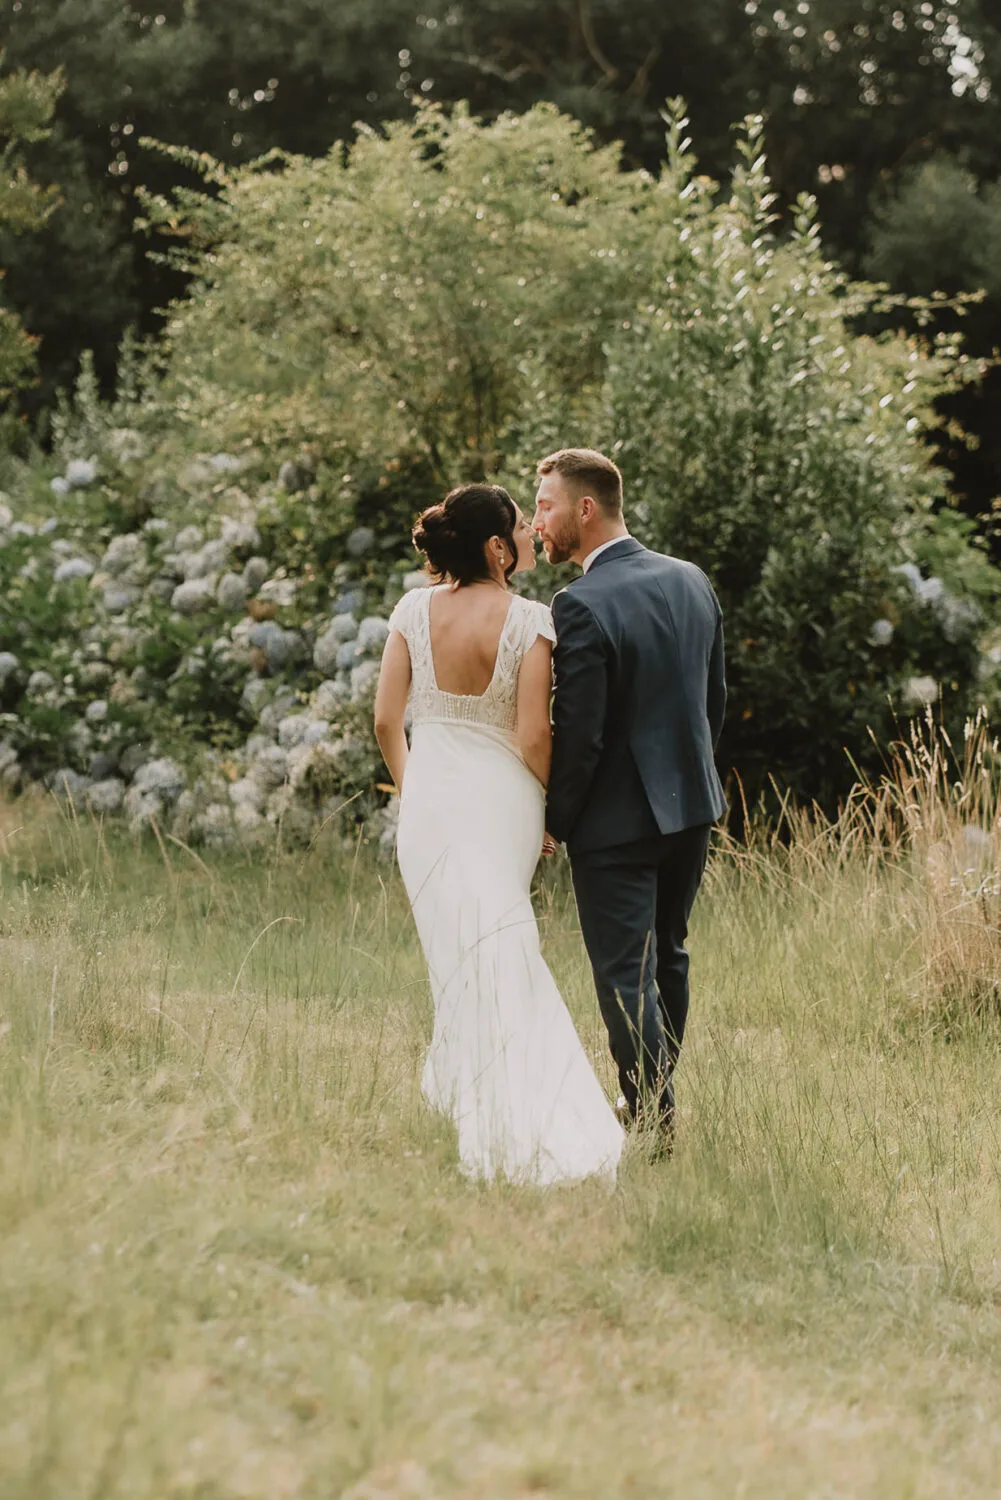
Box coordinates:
[533,448,726,1149]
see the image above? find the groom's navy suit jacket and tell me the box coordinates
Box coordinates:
[546,538,727,854]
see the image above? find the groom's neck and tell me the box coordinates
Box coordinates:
[576,524,629,569]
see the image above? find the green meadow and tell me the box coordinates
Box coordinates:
[3,725,1001,1498]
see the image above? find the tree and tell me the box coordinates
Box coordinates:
[4,0,1001,529]
[4,0,1000,401]
[0,0,420,405]
[0,55,62,423]
[406,3,1001,523]
[865,152,1001,536]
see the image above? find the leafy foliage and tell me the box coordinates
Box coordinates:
[0,459,259,780]
[135,101,999,806]
[600,114,995,802]
[140,105,645,475]
[4,0,1001,521]
[0,56,62,415]
[0,0,422,405]
[863,153,1001,558]
[866,157,1001,302]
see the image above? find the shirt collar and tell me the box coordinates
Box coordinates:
[581,535,632,573]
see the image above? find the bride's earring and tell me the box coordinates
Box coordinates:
[488,537,506,584]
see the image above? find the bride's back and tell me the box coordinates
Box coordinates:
[428,584,513,697]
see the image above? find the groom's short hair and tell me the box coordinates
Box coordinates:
[536,448,623,517]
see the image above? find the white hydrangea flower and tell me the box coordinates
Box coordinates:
[65,458,98,489]
[867,618,894,648]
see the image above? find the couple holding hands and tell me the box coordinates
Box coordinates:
[374,447,726,1186]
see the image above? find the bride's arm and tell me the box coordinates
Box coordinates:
[516,636,554,788]
[374,631,412,792]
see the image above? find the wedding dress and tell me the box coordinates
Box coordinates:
[388,584,624,1186]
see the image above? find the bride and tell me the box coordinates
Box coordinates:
[374,483,624,1186]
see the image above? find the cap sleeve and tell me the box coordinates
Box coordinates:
[388,589,415,640]
[531,599,557,645]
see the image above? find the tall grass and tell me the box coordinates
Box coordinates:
[646,714,1001,1325]
[2,720,1001,1497]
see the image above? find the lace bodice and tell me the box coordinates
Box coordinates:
[388,585,556,736]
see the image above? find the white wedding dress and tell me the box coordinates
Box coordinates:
[388,584,624,1186]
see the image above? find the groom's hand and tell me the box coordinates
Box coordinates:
[541,833,559,856]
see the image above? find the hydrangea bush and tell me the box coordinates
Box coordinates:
[0,442,408,851]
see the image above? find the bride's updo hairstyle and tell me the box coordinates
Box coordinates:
[412,483,518,586]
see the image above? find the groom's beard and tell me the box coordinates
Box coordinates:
[545,519,581,566]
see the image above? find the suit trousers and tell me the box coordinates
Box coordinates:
[570,823,711,1123]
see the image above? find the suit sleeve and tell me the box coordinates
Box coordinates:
[707,604,726,753]
[546,590,609,845]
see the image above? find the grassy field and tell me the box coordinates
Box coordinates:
[3,735,1001,1498]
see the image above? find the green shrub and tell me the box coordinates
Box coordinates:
[56,103,1001,804]
[599,114,998,803]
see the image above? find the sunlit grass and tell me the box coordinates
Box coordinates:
[3,724,1001,1497]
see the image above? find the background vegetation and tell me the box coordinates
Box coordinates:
[3,0,1001,521]
[0,98,996,817]
[132,102,996,804]
[2,4,1001,814]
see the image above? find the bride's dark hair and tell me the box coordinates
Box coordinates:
[412,483,519,586]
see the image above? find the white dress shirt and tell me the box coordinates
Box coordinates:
[581,534,632,573]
